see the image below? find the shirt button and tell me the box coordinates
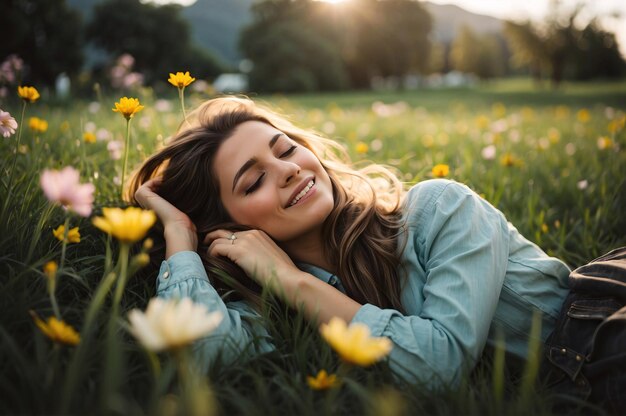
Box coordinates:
[560,348,567,355]
[162,271,170,279]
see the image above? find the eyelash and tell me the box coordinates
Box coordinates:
[244,145,298,195]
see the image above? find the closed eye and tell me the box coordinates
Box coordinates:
[245,172,265,195]
[280,145,297,158]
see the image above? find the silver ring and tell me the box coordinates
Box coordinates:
[228,233,237,244]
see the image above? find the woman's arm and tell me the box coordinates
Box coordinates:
[156,251,275,371]
[204,228,362,324]
[135,179,275,370]
[135,177,198,258]
[351,180,511,386]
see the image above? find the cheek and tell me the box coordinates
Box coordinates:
[229,191,281,226]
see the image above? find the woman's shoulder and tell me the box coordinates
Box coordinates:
[401,179,486,229]
[404,179,471,209]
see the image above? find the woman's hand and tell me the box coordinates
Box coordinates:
[205,228,361,325]
[204,229,301,293]
[135,178,198,257]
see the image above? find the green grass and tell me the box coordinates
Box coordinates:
[1,78,625,415]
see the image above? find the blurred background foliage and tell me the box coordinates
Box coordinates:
[1,0,624,96]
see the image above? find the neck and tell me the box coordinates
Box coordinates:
[281,228,335,274]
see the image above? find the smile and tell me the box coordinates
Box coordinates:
[289,179,315,206]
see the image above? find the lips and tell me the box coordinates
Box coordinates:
[287,177,315,207]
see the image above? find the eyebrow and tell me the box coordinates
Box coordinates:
[231,133,284,193]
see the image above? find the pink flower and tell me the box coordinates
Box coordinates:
[481,145,496,160]
[107,140,123,160]
[0,109,18,138]
[40,167,95,217]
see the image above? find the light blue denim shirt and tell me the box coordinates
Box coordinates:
[155,179,570,386]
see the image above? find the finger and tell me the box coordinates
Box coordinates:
[204,229,237,245]
[207,237,240,260]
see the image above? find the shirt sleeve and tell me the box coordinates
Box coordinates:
[351,180,510,387]
[156,251,275,372]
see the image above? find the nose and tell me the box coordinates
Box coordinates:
[279,161,301,187]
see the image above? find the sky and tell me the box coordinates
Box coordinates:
[145,0,626,57]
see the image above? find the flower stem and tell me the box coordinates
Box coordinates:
[7,101,27,190]
[59,216,70,271]
[112,243,130,317]
[49,281,61,320]
[120,118,131,201]
[60,270,118,413]
[2,101,27,221]
[179,87,189,125]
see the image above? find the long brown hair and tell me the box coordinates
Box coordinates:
[128,96,407,311]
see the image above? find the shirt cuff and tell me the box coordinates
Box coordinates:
[156,251,208,292]
[351,303,395,337]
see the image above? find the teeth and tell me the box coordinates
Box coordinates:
[290,180,314,206]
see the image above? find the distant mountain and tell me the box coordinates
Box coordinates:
[422,2,502,42]
[182,0,252,67]
[67,0,504,67]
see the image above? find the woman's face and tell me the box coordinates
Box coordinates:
[214,121,334,243]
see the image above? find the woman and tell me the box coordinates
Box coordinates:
[130,96,571,387]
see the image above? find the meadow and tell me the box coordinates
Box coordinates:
[1,78,625,415]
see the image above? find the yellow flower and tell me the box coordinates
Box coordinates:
[609,115,625,133]
[320,317,392,367]
[43,261,58,280]
[168,71,196,88]
[547,128,560,144]
[30,311,80,346]
[431,164,449,178]
[143,238,154,250]
[577,109,591,123]
[92,207,156,243]
[307,370,340,390]
[597,136,613,150]
[134,252,150,268]
[18,85,40,103]
[355,142,369,154]
[52,225,81,244]
[83,132,97,143]
[500,153,518,167]
[421,134,434,148]
[112,97,144,120]
[475,115,490,130]
[28,117,48,133]
[541,223,549,233]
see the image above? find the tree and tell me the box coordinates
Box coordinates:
[503,21,548,82]
[571,21,625,80]
[240,20,348,93]
[340,0,431,87]
[240,0,348,92]
[86,0,224,85]
[239,0,432,91]
[503,2,625,85]
[0,0,84,87]
[449,25,480,75]
[474,34,507,79]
